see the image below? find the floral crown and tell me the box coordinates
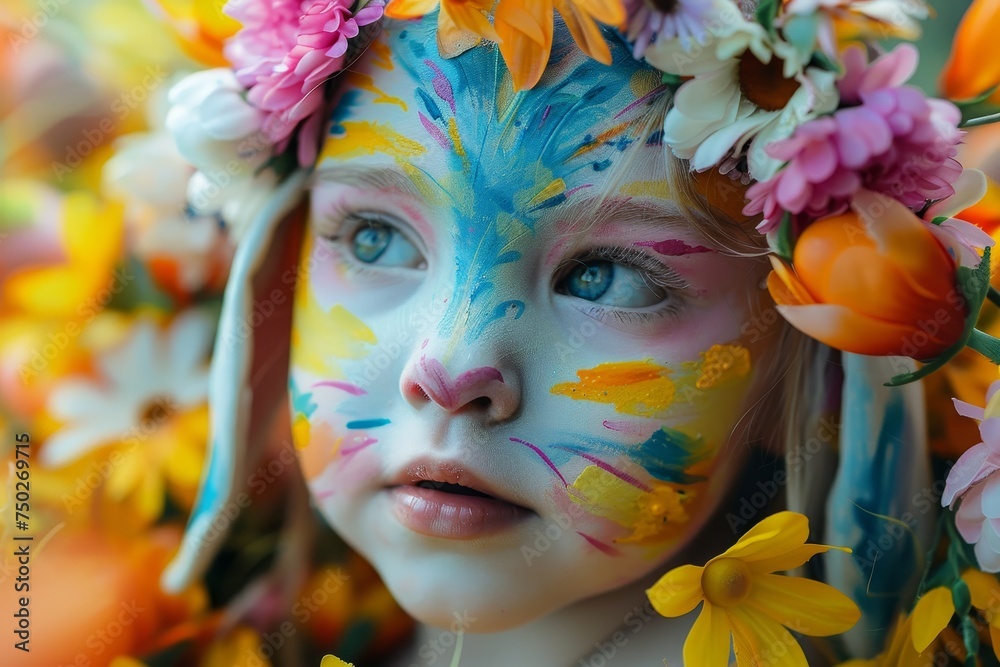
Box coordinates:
[161,0,1000,664]
[169,0,1000,384]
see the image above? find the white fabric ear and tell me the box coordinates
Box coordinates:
[162,169,309,593]
[824,353,934,658]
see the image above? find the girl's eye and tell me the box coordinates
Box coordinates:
[559,260,667,308]
[346,217,425,269]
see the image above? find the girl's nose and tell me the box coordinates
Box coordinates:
[399,349,521,423]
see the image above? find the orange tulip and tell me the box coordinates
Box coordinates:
[768,191,967,358]
[941,0,1000,103]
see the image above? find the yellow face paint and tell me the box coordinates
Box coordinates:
[569,465,696,544]
[695,344,752,390]
[291,234,377,377]
[549,360,675,418]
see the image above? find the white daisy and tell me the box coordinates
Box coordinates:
[104,130,232,294]
[645,11,839,180]
[41,310,213,466]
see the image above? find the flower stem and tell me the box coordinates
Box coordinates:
[962,111,1000,128]
[968,328,1000,363]
[989,286,1000,308]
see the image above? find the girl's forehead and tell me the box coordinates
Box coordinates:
[317,18,670,206]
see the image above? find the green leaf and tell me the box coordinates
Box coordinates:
[661,72,685,89]
[774,211,794,262]
[782,14,819,64]
[755,0,780,34]
[952,578,972,617]
[930,216,948,225]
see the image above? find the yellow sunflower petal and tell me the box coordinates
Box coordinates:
[445,1,500,42]
[729,605,809,667]
[721,511,810,563]
[569,0,625,26]
[553,0,612,65]
[683,603,732,667]
[747,544,850,575]
[495,0,554,90]
[646,564,705,617]
[746,573,861,637]
[910,586,955,653]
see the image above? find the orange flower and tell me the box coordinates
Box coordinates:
[387,0,625,90]
[385,0,499,57]
[768,191,967,358]
[497,0,625,90]
[941,0,1000,103]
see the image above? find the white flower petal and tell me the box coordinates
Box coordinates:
[41,417,131,466]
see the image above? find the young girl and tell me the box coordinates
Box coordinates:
[160,0,996,665]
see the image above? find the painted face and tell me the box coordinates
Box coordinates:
[289,17,772,631]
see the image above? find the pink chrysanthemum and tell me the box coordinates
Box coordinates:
[623,0,716,56]
[744,44,963,233]
[223,0,385,166]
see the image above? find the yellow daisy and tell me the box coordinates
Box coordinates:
[321,656,355,667]
[910,568,1000,659]
[647,511,860,667]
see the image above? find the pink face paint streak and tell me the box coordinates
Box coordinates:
[419,112,451,150]
[406,355,504,410]
[510,437,568,487]
[553,446,652,492]
[613,84,668,120]
[635,239,715,256]
[424,59,456,113]
[577,532,622,557]
[312,380,368,396]
[340,436,377,456]
[602,420,659,440]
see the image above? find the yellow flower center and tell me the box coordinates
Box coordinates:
[138,397,172,426]
[738,52,800,112]
[702,558,752,607]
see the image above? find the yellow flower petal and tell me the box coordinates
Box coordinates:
[721,511,810,563]
[321,657,355,667]
[747,544,849,575]
[991,623,1000,662]
[910,586,955,653]
[961,568,1000,611]
[683,603,732,667]
[495,0,555,90]
[729,605,809,667]
[646,564,705,617]
[553,0,612,65]
[746,573,860,637]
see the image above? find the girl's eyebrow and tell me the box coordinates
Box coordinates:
[310,164,421,198]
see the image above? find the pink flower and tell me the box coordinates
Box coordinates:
[223,0,385,166]
[623,0,718,56]
[943,380,1000,572]
[744,44,964,233]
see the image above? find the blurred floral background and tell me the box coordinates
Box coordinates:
[0,0,997,666]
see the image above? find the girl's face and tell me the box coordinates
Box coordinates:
[289,19,772,630]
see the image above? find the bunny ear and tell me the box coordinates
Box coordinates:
[162,170,309,593]
[823,353,935,657]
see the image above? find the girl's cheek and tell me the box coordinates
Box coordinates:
[545,343,755,549]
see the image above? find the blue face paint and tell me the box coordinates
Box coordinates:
[319,18,667,344]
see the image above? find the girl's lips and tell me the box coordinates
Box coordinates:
[388,485,533,539]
